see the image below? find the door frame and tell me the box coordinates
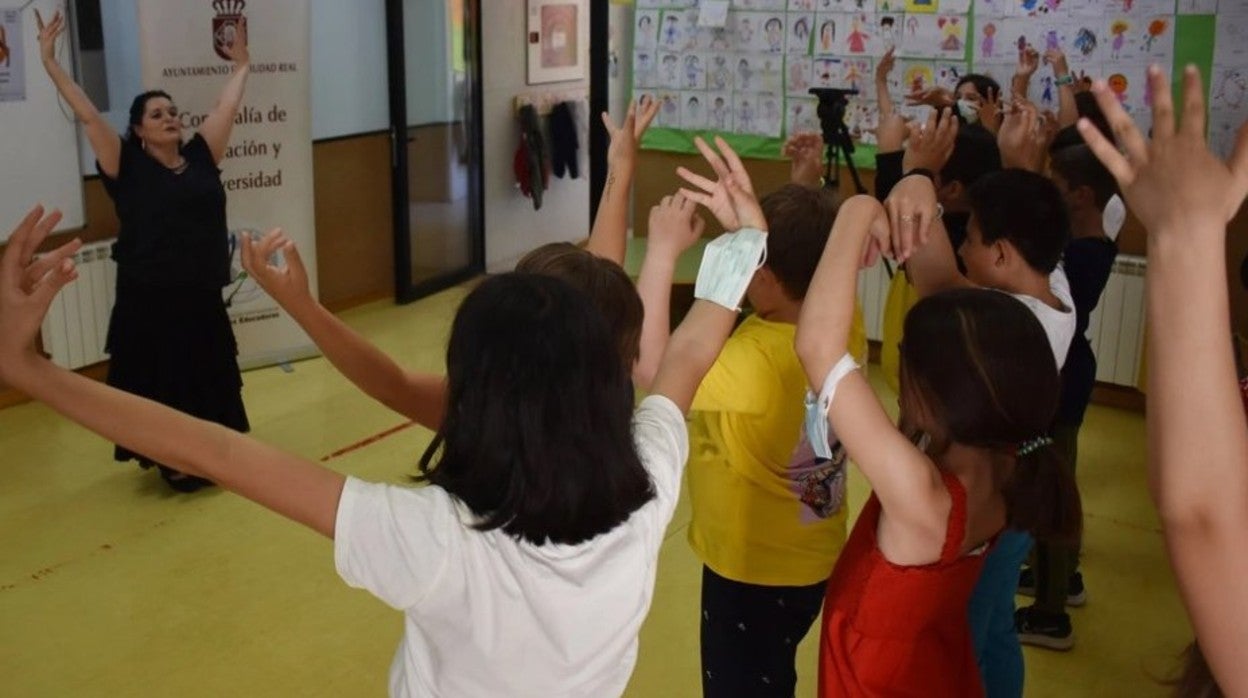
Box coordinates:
[385,0,486,305]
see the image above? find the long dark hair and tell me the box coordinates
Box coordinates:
[900,289,1082,543]
[1169,642,1221,697]
[417,273,653,545]
[126,89,174,141]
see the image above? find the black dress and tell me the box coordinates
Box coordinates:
[99,134,250,469]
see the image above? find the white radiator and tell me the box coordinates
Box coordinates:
[40,239,117,370]
[1086,255,1147,388]
[857,254,1148,388]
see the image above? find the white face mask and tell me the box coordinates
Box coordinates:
[957,98,980,124]
[1101,193,1126,241]
[693,227,769,312]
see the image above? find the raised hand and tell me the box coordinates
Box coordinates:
[34,8,66,65]
[240,229,313,309]
[222,17,250,67]
[677,135,766,231]
[883,172,941,263]
[1044,48,1070,79]
[603,96,661,171]
[902,107,957,175]
[1080,65,1248,234]
[997,99,1051,172]
[0,207,80,375]
[874,111,913,153]
[784,132,825,189]
[1016,46,1040,80]
[648,192,707,259]
[876,47,898,119]
[905,87,956,110]
[978,85,1003,134]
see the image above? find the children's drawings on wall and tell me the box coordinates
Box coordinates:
[633,0,972,140]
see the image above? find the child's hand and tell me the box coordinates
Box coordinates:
[677,135,767,232]
[883,173,941,263]
[843,195,894,268]
[0,206,80,380]
[240,229,313,310]
[902,107,957,175]
[905,87,955,110]
[1016,46,1040,80]
[1044,48,1069,79]
[997,99,1049,172]
[876,47,896,90]
[784,132,825,189]
[874,111,913,153]
[979,86,1003,134]
[648,192,707,259]
[1080,65,1248,236]
[34,9,65,65]
[602,96,661,172]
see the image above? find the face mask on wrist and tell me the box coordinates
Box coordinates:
[693,227,768,311]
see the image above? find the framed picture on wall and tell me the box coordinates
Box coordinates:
[527,0,587,84]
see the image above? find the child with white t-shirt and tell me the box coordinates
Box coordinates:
[0,205,755,697]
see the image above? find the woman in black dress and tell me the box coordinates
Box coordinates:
[36,10,251,491]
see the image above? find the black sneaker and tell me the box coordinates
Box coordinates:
[1015,606,1074,651]
[1016,568,1086,608]
[1066,571,1087,607]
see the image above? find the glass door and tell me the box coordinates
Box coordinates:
[386,0,484,303]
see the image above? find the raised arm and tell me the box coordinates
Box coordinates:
[633,193,705,391]
[585,97,660,265]
[35,10,120,177]
[794,195,946,537]
[198,19,251,164]
[1012,46,1039,101]
[0,208,344,537]
[1081,65,1248,695]
[783,133,826,190]
[241,232,448,429]
[650,136,768,411]
[1046,49,1079,128]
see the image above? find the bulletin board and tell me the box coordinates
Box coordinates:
[630,0,1246,167]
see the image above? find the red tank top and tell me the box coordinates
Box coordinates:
[818,470,990,697]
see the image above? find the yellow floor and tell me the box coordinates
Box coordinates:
[0,285,1191,696]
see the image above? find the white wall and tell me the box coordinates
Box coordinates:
[79,0,388,173]
[480,0,590,271]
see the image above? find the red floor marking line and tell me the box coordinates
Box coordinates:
[319,421,416,462]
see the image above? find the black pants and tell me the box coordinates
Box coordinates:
[700,565,827,698]
[1033,421,1082,613]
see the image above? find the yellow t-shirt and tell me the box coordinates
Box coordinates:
[686,308,867,587]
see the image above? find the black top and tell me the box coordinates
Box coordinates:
[99,133,230,289]
[1056,236,1118,426]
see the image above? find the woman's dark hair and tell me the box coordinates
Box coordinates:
[515,242,644,369]
[1168,641,1222,697]
[418,273,653,545]
[127,90,174,141]
[955,73,1001,101]
[900,289,1082,542]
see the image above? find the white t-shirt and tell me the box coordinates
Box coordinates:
[1009,266,1076,369]
[333,395,689,698]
